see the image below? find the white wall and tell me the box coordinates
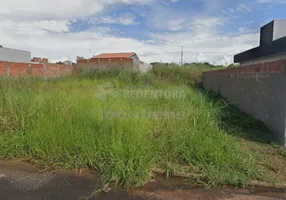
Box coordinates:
[131,54,140,69]
[0,47,31,63]
[139,62,152,73]
[274,20,286,41]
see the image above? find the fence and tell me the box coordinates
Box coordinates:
[0,61,75,78]
[202,60,286,146]
[76,57,136,71]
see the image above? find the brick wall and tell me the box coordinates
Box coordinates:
[9,63,30,76]
[58,64,75,76]
[0,62,6,75]
[31,64,45,76]
[77,59,88,64]
[0,61,75,78]
[202,59,286,146]
[31,57,49,64]
[204,59,286,75]
[76,57,135,71]
[45,64,59,77]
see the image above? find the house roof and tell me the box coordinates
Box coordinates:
[92,52,136,59]
[234,20,286,63]
[234,36,286,63]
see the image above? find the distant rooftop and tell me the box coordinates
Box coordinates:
[234,20,286,63]
[92,52,136,59]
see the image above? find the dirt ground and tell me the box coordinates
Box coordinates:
[0,160,285,200]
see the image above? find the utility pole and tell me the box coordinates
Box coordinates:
[181,46,184,66]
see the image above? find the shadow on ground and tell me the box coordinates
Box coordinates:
[193,83,278,145]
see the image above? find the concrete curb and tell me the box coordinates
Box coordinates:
[152,168,286,190]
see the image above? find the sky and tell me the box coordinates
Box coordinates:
[0,0,286,65]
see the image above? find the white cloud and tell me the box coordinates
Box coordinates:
[86,14,138,26]
[258,0,286,3]
[152,16,224,32]
[0,15,259,65]
[0,0,263,65]
[149,23,259,65]
[166,19,187,31]
[0,0,153,60]
[0,0,154,20]
[200,0,225,13]
[236,3,252,12]
[193,17,225,28]
[0,20,70,38]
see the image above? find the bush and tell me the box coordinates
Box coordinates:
[152,63,223,85]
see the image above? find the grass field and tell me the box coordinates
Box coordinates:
[0,64,286,188]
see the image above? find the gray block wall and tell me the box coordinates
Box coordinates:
[202,72,286,146]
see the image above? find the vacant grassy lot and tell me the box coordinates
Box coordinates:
[1,65,286,188]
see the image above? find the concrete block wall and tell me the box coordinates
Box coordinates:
[0,61,75,78]
[202,61,286,146]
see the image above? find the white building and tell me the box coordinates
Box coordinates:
[0,46,31,63]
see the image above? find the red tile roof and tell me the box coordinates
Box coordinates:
[92,52,135,59]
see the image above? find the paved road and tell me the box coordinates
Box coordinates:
[1,161,285,200]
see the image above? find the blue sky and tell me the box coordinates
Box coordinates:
[0,0,285,64]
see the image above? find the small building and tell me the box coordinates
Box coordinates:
[234,20,286,66]
[31,57,49,64]
[64,60,73,65]
[76,52,140,71]
[0,46,31,63]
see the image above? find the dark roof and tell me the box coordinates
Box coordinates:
[234,36,286,63]
[234,20,286,63]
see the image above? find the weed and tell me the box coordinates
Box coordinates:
[0,68,263,187]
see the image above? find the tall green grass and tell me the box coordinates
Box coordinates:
[152,63,223,85]
[0,69,260,187]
